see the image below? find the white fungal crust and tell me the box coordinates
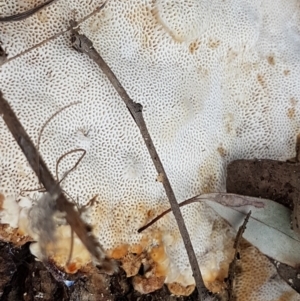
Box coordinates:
[0,0,300,298]
[235,242,299,301]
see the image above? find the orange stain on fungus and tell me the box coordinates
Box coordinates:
[110,244,129,259]
[66,262,78,274]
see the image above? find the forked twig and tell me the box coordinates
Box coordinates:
[37,101,80,185]
[20,148,86,196]
[56,148,86,184]
[138,193,263,232]
[69,22,207,299]
[227,211,251,301]
[0,91,116,273]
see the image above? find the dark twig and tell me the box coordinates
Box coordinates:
[69,22,207,299]
[37,101,80,185]
[56,148,86,184]
[227,211,251,301]
[0,0,56,22]
[138,195,199,233]
[0,91,116,272]
[138,193,263,233]
[20,148,86,198]
[37,102,80,153]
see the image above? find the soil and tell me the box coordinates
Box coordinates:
[0,240,202,301]
[0,159,300,301]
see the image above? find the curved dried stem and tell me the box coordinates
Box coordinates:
[36,101,80,186]
[20,148,86,197]
[56,148,86,184]
[138,193,263,233]
[0,0,57,22]
[37,102,80,152]
[0,91,115,271]
[66,227,74,266]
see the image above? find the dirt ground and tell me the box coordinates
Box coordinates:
[0,159,300,301]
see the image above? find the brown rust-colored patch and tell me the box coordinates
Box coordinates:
[150,245,167,277]
[167,282,195,296]
[267,55,275,66]
[110,244,129,259]
[284,70,290,76]
[124,3,164,50]
[217,146,227,158]
[199,161,219,194]
[257,73,266,87]
[202,258,229,293]
[208,38,221,49]
[202,174,217,193]
[287,108,296,119]
[189,39,200,54]
[287,97,298,119]
[129,244,144,255]
[146,209,156,220]
[205,278,226,294]
[151,7,185,43]
[133,274,165,294]
[121,252,145,277]
[277,291,298,301]
[65,262,78,274]
[0,224,32,246]
[235,244,276,300]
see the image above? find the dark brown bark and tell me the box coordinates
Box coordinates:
[227,159,300,235]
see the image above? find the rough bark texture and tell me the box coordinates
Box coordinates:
[227,159,300,233]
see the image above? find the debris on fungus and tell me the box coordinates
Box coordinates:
[0,0,300,299]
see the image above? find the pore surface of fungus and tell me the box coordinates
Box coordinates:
[0,0,300,299]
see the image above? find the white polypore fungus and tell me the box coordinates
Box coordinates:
[0,194,20,228]
[0,0,300,299]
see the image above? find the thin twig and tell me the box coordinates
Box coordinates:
[0,0,57,22]
[138,193,263,232]
[0,90,116,273]
[20,148,86,200]
[227,211,251,301]
[37,102,80,153]
[56,148,86,184]
[37,101,80,185]
[1,1,108,67]
[66,226,74,266]
[69,22,207,299]
[138,195,199,233]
